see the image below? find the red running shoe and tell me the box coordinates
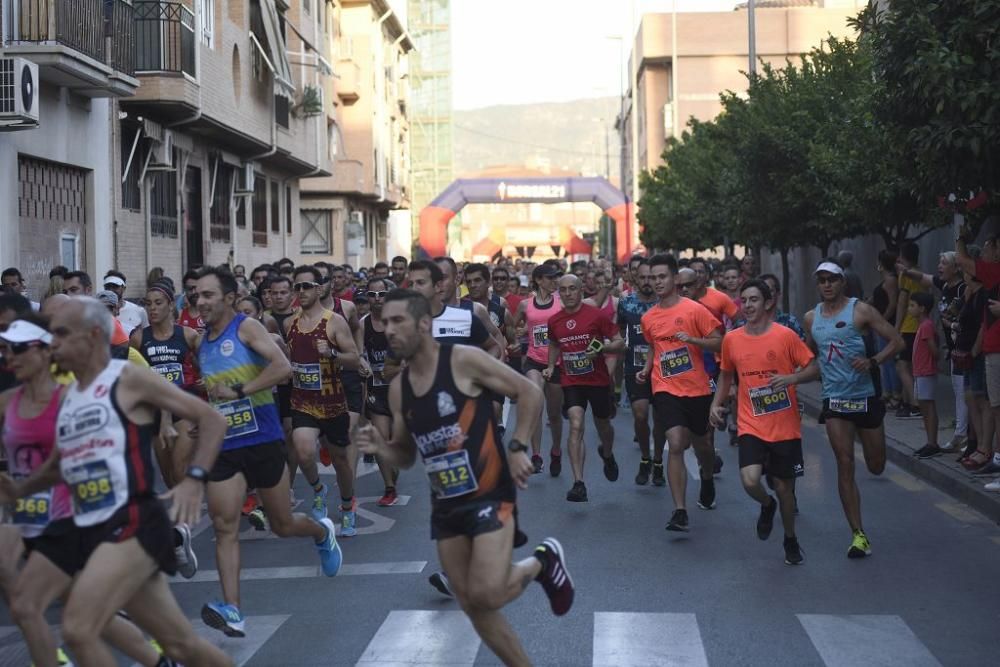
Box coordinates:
[319,445,332,467]
[376,487,399,507]
[241,493,258,516]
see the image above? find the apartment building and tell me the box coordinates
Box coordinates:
[110,0,333,296]
[618,1,863,209]
[300,0,412,268]
[0,0,139,300]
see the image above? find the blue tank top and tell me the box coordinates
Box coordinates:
[199,313,284,451]
[811,299,875,400]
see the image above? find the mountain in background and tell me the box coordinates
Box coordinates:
[453,97,623,179]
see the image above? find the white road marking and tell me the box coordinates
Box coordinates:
[593,612,708,666]
[356,610,482,666]
[798,614,942,667]
[170,561,428,584]
[231,495,412,541]
[131,614,290,667]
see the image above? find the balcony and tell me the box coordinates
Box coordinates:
[125,1,200,118]
[2,0,139,97]
[336,57,360,104]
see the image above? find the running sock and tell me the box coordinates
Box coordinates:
[341,496,353,510]
[652,458,663,464]
[640,457,650,463]
[306,475,322,492]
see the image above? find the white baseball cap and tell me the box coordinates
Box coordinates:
[814,261,845,276]
[0,320,52,345]
[103,275,126,287]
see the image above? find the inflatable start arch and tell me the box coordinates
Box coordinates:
[417,177,635,262]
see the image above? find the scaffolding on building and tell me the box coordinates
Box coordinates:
[407,0,453,251]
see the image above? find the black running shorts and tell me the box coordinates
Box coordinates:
[738,435,804,479]
[523,357,560,384]
[341,370,365,413]
[562,385,613,419]
[365,385,391,418]
[209,440,287,489]
[653,391,712,436]
[819,396,885,430]
[23,518,83,577]
[625,372,652,403]
[291,410,350,446]
[431,499,515,542]
[76,497,178,576]
[276,383,292,420]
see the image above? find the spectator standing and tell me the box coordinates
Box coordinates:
[895,242,928,419]
[837,250,865,300]
[910,293,941,458]
[952,245,991,469]
[870,250,902,410]
[898,252,968,449]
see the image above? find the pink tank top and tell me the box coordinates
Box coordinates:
[525,293,561,364]
[3,386,72,537]
[597,294,616,322]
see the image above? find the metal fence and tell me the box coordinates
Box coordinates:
[107,0,135,76]
[8,0,105,64]
[133,1,195,77]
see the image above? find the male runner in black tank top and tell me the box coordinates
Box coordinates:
[357,290,575,667]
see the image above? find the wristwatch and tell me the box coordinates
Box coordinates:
[186,465,209,483]
[231,383,246,399]
[508,439,529,454]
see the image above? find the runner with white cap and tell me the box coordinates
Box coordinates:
[804,259,903,559]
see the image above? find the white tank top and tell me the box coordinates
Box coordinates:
[57,360,152,527]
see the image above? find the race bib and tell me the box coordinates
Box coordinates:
[65,460,116,516]
[292,362,322,391]
[532,325,549,348]
[829,397,868,414]
[749,385,792,417]
[659,346,693,378]
[563,351,595,376]
[217,398,259,439]
[12,490,51,527]
[370,362,388,387]
[633,344,650,368]
[154,362,185,386]
[425,450,479,500]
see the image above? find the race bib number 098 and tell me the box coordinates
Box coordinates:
[65,461,115,515]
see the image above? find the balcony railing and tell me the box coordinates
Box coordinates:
[134,1,196,77]
[107,0,136,76]
[6,0,106,63]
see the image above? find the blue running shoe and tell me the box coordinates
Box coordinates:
[311,483,329,522]
[317,517,343,576]
[340,499,358,537]
[201,601,245,637]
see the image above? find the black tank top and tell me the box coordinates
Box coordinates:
[271,310,295,341]
[139,325,198,392]
[363,314,390,389]
[401,345,514,506]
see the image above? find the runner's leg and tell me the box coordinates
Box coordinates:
[566,406,587,481]
[545,383,564,457]
[824,418,864,532]
[664,425,692,509]
[524,369,546,456]
[858,424,887,475]
[207,473,248,607]
[633,398,651,459]
[739,463,769,505]
[168,418,196,487]
[772,477,797,536]
[292,425,323,490]
[594,415,614,458]
[9,551,70,667]
[256,466,326,542]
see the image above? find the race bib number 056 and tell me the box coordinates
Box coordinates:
[426,450,478,500]
[659,346,693,378]
[217,398,259,439]
[292,362,322,391]
[749,385,792,416]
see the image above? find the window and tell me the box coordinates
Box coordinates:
[209,162,232,243]
[276,94,290,128]
[270,180,280,233]
[303,0,310,14]
[252,174,267,246]
[149,154,179,238]
[285,185,292,235]
[300,210,331,254]
[197,0,215,48]
[60,235,78,271]
[120,121,142,211]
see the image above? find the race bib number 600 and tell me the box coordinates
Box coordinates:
[425,450,479,500]
[749,385,792,417]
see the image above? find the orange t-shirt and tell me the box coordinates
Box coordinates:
[721,323,814,443]
[640,298,722,397]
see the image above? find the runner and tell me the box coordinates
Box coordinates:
[710,280,818,565]
[585,269,621,412]
[390,256,409,288]
[464,262,516,431]
[178,270,205,334]
[0,316,175,667]
[636,254,723,532]
[544,274,624,502]
[195,266,342,636]
[804,260,903,558]
[356,289,574,667]
[513,264,565,474]
[435,257,505,356]
[361,277,402,506]
[2,298,235,665]
[285,265,361,535]
[617,258,661,485]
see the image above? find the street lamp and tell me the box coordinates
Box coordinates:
[748,0,757,76]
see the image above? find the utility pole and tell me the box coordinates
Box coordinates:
[748,0,757,76]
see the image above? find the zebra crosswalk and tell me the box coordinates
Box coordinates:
[0,610,945,666]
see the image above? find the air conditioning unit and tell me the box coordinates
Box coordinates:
[234,162,256,195]
[0,58,40,130]
[663,102,674,135]
[147,129,174,170]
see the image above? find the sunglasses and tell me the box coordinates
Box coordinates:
[676,282,696,288]
[816,275,841,285]
[293,281,318,291]
[367,290,388,299]
[2,341,46,355]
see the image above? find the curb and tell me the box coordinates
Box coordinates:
[799,396,1000,526]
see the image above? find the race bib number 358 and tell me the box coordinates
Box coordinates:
[217,397,259,439]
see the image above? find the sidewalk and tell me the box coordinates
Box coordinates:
[796,373,1000,525]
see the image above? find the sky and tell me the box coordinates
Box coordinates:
[451,0,740,110]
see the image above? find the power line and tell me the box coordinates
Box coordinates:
[452,122,617,158]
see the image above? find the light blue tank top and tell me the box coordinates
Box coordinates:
[199,313,284,451]
[811,299,875,400]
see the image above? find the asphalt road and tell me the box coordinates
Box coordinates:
[2,404,999,666]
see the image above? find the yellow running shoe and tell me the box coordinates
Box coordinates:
[150,638,164,654]
[33,647,74,666]
[848,530,872,558]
